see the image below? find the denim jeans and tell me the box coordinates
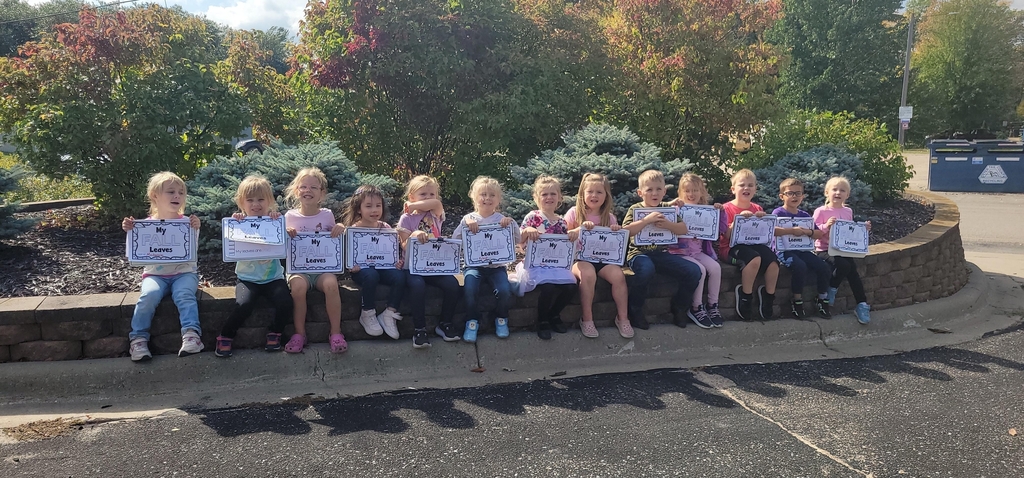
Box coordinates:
[463,267,512,322]
[351,267,407,311]
[130,272,200,341]
[406,273,462,329]
[627,251,702,319]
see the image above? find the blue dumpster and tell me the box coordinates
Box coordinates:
[928,139,1024,192]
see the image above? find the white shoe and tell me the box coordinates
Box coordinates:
[359,309,384,336]
[178,330,204,357]
[130,338,152,362]
[377,309,402,340]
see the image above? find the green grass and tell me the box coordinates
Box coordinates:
[0,153,93,203]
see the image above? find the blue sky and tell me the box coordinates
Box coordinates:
[24,0,1024,39]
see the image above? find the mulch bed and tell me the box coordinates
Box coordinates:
[0,199,933,298]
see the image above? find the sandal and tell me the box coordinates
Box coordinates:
[615,317,635,339]
[580,319,599,338]
[330,333,348,354]
[284,334,306,354]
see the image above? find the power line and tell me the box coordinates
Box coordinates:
[0,0,145,27]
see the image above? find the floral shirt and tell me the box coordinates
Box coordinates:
[520,210,569,235]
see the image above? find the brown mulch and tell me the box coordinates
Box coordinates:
[0,199,933,298]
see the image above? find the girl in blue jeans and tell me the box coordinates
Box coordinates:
[344,185,409,340]
[122,172,203,362]
[452,176,519,343]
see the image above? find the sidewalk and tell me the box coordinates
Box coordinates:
[2,155,1022,429]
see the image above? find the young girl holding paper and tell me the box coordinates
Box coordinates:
[670,173,727,329]
[515,176,579,340]
[564,173,632,339]
[215,175,293,358]
[721,169,779,321]
[122,172,202,362]
[451,176,518,343]
[283,167,346,354]
[398,175,463,348]
[813,176,872,324]
[343,184,409,341]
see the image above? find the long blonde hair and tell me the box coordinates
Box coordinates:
[678,173,711,205]
[823,176,852,206]
[468,176,502,212]
[405,174,440,201]
[234,175,277,214]
[575,173,614,227]
[284,167,328,209]
[146,171,186,217]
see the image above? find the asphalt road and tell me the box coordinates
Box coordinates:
[3,322,1022,477]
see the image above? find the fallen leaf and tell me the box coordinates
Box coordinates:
[1010,428,1017,436]
[927,327,952,334]
[471,367,485,373]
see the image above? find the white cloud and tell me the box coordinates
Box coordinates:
[201,0,304,36]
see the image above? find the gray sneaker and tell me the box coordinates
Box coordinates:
[686,305,715,329]
[178,329,204,357]
[130,338,152,362]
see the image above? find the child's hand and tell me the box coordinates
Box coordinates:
[350,264,361,273]
[645,212,665,224]
[754,211,766,218]
[396,259,404,269]
[669,197,685,207]
[403,202,413,214]
[739,211,754,218]
[330,224,346,238]
[801,227,814,237]
[826,217,836,228]
[865,220,872,232]
[610,224,621,232]
[466,218,479,234]
[269,211,281,220]
[713,203,724,210]
[413,230,429,244]
[286,227,297,238]
[499,216,513,228]
[232,212,246,221]
[582,221,595,230]
[189,214,201,230]
[567,228,579,243]
[122,216,135,232]
[522,227,540,243]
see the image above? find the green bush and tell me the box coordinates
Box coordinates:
[0,153,93,203]
[187,141,400,255]
[0,162,38,239]
[752,145,872,211]
[740,110,912,201]
[506,123,692,221]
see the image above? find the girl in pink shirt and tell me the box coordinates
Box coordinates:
[813,176,872,324]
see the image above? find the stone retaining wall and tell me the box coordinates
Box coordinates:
[0,191,968,362]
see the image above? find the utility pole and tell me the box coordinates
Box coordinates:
[898,13,916,148]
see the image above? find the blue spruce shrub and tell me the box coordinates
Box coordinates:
[187,142,400,255]
[506,124,692,221]
[0,164,37,240]
[752,144,872,211]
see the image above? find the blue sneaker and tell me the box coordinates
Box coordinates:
[463,320,479,343]
[826,287,838,306]
[855,302,871,324]
[495,317,510,338]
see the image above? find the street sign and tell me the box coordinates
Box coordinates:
[900,118,910,130]
[899,106,914,120]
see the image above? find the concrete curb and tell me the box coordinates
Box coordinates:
[2,262,1017,428]
[19,198,95,213]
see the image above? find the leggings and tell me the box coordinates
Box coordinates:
[680,253,721,306]
[728,244,777,274]
[221,279,293,338]
[535,283,577,324]
[781,250,831,296]
[819,253,867,304]
[406,274,461,329]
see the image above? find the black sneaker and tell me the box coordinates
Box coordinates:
[672,304,688,328]
[790,300,808,319]
[757,286,775,320]
[413,328,431,349]
[537,322,552,340]
[629,314,650,330]
[706,303,724,327]
[816,298,832,319]
[735,285,754,321]
[434,322,461,342]
[686,305,714,329]
[549,316,569,334]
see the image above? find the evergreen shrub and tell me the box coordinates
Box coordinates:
[0,162,38,240]
[187,142,400,255]
[740,110,912,202]
[506,124,692,221]
[752,144,872,211]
